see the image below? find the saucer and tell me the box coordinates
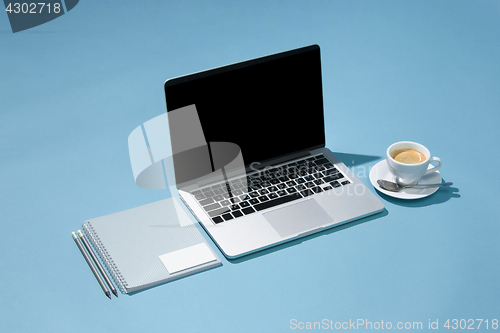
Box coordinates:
[369,159,442,200]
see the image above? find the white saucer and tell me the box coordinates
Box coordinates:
[369,159,442,200]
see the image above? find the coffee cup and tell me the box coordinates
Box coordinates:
[386,141,441,186]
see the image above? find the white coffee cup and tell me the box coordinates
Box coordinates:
[386,141,441,186]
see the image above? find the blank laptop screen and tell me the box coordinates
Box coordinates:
[164,45,325,177]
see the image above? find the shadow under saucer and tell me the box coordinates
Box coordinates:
[376,179,460,208]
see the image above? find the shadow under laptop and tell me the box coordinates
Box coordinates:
[228,208,389,264]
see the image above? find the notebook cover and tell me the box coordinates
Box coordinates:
[82,197,221,294]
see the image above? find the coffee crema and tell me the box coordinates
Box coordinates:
[390,149,426,164]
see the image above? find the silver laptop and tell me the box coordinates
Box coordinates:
[164,44,384,259]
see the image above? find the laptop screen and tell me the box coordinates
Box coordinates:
[164,45,325,175]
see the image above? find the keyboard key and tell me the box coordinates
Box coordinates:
[220,200,231,206]
[241,207,256,215]
[300,189,314,197]
[249,191,259,198]
[298,170,308,177]
[212,216,224,224]
[286,180,296,187]
[204,191,215,197]
[311,186,323,193]
[208,207,231,217]
[323,168,338,176]
[213,195,224,201]
[269,193,278,199]
[341,180,351,185]
[268,186,278,192]
[323,173,344,182]
[316,165,326,171]
[259,189,269,195]
[297,184,307,191]
[322,185,333,191]
[240,201,250,208]
[261,174,272,181]
[204,202,221,211]
[233,182,244,189]
[249,175,262,182]
[314,179,324,185]
[232,210,243,218]
[304,175,315,181]
[199,198,215,206]
[195,194,206,200]
[270,179,280,185]
[250,183,262,190]
[286,187,297,193]
[330,181,341,188]
[230,204,240,210]
[277,190,287,196]
[222,213,233,221]
[277,183,287,190]
[314,158,330,165]
[296,178,306,184]
[266,168,279,176]
[258,195,269,202]
[249,198,260,205]
[305,182,315,188]
[239,194,250,201]
[253,192,302,211]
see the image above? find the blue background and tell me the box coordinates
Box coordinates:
[1,0,499,332]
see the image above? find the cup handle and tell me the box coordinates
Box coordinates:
[423,157,442,176]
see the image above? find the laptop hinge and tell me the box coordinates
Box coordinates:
[245,149,313,173]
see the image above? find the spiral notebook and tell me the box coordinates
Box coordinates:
[82,197,222,294]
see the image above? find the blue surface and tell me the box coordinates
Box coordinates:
[1,1,499,332]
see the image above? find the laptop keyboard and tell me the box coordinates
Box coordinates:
[190,154,351,224]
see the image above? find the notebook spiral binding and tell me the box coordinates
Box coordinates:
[82,221,127,293]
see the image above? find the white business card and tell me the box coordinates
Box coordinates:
[159,243,217,274]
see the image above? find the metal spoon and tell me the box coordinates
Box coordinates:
[377,180,453,192]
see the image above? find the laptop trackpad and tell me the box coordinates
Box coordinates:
[263,199,333,238]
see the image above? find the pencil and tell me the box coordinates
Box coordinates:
[72,232,111,299]
[78,230,118,297]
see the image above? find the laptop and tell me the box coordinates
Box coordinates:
[164,44,384,259]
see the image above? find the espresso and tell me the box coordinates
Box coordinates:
[391,149,426,164]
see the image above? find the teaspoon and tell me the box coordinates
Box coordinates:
[377,180,453,192]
